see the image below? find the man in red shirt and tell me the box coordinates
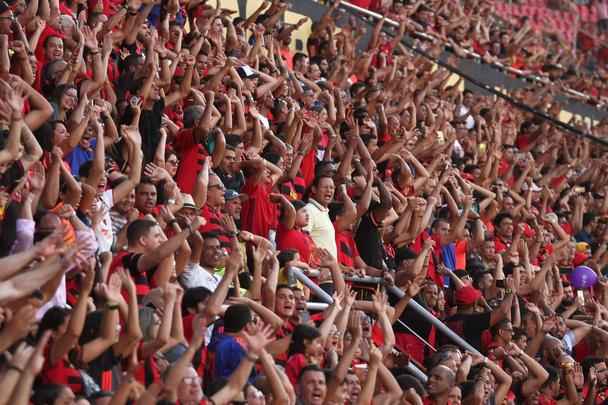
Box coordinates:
[240,154,283,240]
[175,95,226,195]
[199,173,232,249]
[493,212,515,253]
[277,199,314,264]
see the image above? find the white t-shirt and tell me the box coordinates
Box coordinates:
[179,263,221,291]
[457,105,476,129]
[95,190,115,253]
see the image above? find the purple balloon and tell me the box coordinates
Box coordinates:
[570,265,598,289]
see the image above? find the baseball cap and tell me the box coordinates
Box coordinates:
[225,189,240,200]
[455,285,482,306]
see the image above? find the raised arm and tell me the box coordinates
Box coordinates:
[48,262,95,366]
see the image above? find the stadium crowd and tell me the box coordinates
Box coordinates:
[0,0,606,404]
[361,0,608,107]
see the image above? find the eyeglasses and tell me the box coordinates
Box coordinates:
[167,159,179,165]
[182,376,201,385]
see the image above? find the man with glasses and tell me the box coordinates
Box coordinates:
[487,319,514,358]
[0,2,13,36]
[200,173,233,250]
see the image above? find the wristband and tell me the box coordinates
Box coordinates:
[7,364,23,373]
[107,303,120,311]
[505,288,513,295]
[167,219,178,227]
[245,352,259,363]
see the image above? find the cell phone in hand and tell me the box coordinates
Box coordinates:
[130,96,140,107]
[577,290,585,307]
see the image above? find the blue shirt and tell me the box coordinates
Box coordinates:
[66,138,96,176]
[213,334,246,380]
[441,243,456,287]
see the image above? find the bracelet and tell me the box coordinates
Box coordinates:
[107,303,120,311]
[505,288,513,295]
[7,364,23,373]
[245,352,259,363]
[167,219,178,227]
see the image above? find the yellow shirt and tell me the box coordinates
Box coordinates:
[303,199,337,258]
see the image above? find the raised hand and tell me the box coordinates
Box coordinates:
[331,289,345,312]
[190,216,207,230]
[371,285,388,315]
[6,342,34,371]
[5,304,37,343]
[405,279,422,298]
[121,125,142,146]
[505,342,522,357]
[0,79,25,117]
[190,312,208,349]
[116,267,136,295]
[107,272,124,302]
[28,330,52,375]
[220,215,238,234]
[423,237,436,251]
[369,344,383,365]
[268,193,285,204]
[81,259,96,293]
[242,323,275,356]
[347,310,363,340]
[317,248,337,268]
[159,205,175,225]
[80,24,99,49]
[344,284,357,307]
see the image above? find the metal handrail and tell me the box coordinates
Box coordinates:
[336,0,593,102]
[290,267,429,382]
[304,301,437,353]
[344,276,384,284]
[337,275,481,355]
[386,286,482,355]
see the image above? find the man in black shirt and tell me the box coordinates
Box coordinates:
[354,178,393,270]
[444,283,514,352]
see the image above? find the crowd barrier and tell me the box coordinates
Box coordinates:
[291,267,429,381]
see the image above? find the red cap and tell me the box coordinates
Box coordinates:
[573,251,589,267]
[455,285,482,306]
